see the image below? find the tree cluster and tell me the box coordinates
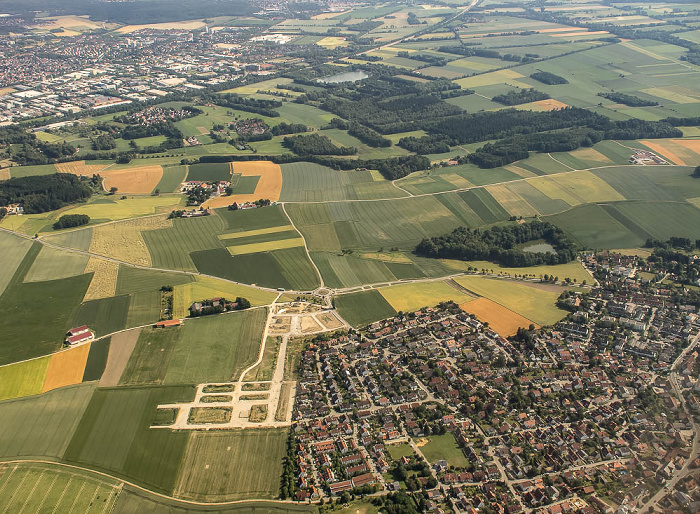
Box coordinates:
[530,71,569,85]
[0,173,93,213]
[53,213,90,230]
[328,118,391,147]
[415,221,577,267]
[283,133,356,156]
[598,92,658,107]
[492,88,550,106]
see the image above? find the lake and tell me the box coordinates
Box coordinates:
[317,71,369,84]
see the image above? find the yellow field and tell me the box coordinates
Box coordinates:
[61,196,183,221]
[453,276,567,326]
[669,139,700,163]
[440,173,474,188]
[0,357,50,401]
[83,257,119,301]
[55,161,111,175]
[220,78,294,95]
[226,238,304,256]
[312,10,350,19]
[441,260,594,284]
[172,276,277,318]
[0,168,10,180]
[89,216,171,266]
[641,87,698,104]
[459,298,535,337]
[486,184,540,217]
[217,225,294,240]
[641,140,686,165]
[102,166,163,194]
[316,37,349,48]
[456,69,531,89]
[529,170,625,206]
[205,161,283,207]
[33,15,106,30]
[116,20,206,33]
[378,281,474,313]
[0,87,15,96]
[504,164,538,178]
[41,343,92,393]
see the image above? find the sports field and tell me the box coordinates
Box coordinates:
[174,429,287,501]
[378,281,474,313]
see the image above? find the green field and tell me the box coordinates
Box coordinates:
[174,429,287,502]
[0,231,32,295]
[119,327,179,386]
[164,308,267,384]
[116,265,194,295]
[72,295,131,336]
[0,356,50,401]
[0,463,121,513]
[186,162,232,182]
[43,227,93,252]
[0,383,96,459]
[0,244,91,364]
[63,385,195,493]
[453,276,566,326]
[114,493,317,513]
[157,165,189,193]
[419,434,469,468]
[23,245,89,283]
[378,281,474,313]
[335,290,397,327]
[82,337,111,382]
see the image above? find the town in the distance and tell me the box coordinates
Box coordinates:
[1,0,700,513]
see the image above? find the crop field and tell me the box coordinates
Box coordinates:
[186,162,232,182]
[226,237,305,255]
[0,383,96,459]
[172,276,276,318]
[90,215,172,267]
[460,297,535,337]
[603,201,700,242]
[43,227,93,252]
[54,160,111,176]
[546,203,644,249]
[24,245,89,283]
[157,165,189,192]
[72,294,130,336]
[126,290,161,327]
[206,161,283,207]
[0,463,121,514]
[419,434,469,468]
[99,329,140,387]
[335,290,397,327]
[0,356,50,401]
[64,385,195,493]
[454,276,566,326]
[165,308,266,384]
[118,327,179,386]
[114,493,317,514]
[102,165,164,194]
[378,281,474,313]
[0,245,91,365]
[82,337,111,382]
[83,257,119,300]
[60,195,183,222]
[0,231,32,295]
[311,251,410,289]
[116,265,193,295]
[42,343,92,393]
[174,429,287,502]
[441,259,593,284]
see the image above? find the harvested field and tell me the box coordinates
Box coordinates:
[670,139,700,162]
[0,168,10,180]
[204,161,282,207]
[117,20,206,33]
[55,160,110,175]
[41,343,92,393]
[318,311,343,329]
[226,237,304,255]
[102,166,163,194]
[83,257,119,301]
[459,298,536,337]
[90,215,171,266]
[189,407,232,424]
[99,328,141,387]
[379,281,474,313]
[641,140,686,165]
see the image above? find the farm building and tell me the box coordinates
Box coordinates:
[65,327,94,346]
[155,319,182,328]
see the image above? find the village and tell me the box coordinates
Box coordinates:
[287,254,700,513]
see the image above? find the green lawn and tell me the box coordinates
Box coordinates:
[420,434,469,468]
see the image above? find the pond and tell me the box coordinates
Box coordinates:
[317,70,369,84]
[522,242,556,254]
